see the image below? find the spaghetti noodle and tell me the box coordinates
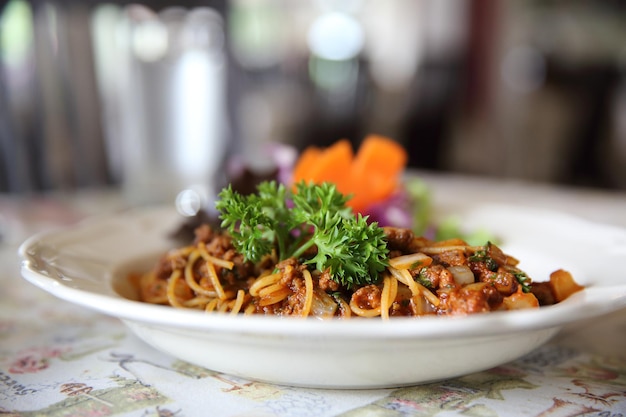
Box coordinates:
[134,224,584,319]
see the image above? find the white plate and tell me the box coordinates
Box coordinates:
[19,205,626,389]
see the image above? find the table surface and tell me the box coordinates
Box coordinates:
[1,172,626,417]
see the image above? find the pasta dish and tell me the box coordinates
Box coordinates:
[134,181,584,319]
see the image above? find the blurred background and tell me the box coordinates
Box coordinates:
[1,0,625,204]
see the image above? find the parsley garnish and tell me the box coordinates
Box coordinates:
[512,270,532,293]
[468,243,499,271]
[416,267,435,289]
[216,181,389,289]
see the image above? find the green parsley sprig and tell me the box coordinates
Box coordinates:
[216,181,389,289]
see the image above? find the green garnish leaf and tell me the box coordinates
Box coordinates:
[512,270,532,293]
[416,267,435,289]
[468,244,499,272]
[216,181,389,289]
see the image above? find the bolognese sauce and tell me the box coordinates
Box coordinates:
[134,224,584,319]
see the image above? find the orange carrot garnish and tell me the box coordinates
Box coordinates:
[291,135,408,212]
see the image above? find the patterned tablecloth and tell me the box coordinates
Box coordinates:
[1,173,625,417]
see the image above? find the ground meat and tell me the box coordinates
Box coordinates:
[202,231,234,258]
[262,258,307,316]
[276,258,305,285]
[193,224,215,245]
[432,249,467,267]
[439,283,503,315]
[151,249,188,281]
[490,269,519,296]
[318,270,340,292]
[469,261,495,282]
[383,227,430,254]
[530,281,556,306]
[472,264,519,296]
[154,255,174,281]
[417,264,456,290]
[282,276,307,315]
[195,226,256,284]
[351,285,382,310]
[383,227,414,251]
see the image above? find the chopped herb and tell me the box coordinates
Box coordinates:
[416,267,434,289]
[216,181,389,289]
[410,260,428,269]
[512,270,532,293]
[468,243,499,272]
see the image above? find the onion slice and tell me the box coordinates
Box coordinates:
[448,265,475,286]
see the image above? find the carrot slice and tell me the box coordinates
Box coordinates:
[348,135,408,209]
[291,135,408,213]
[352,135,407,179]
[291,146,321,184]
[293,139,354,191]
